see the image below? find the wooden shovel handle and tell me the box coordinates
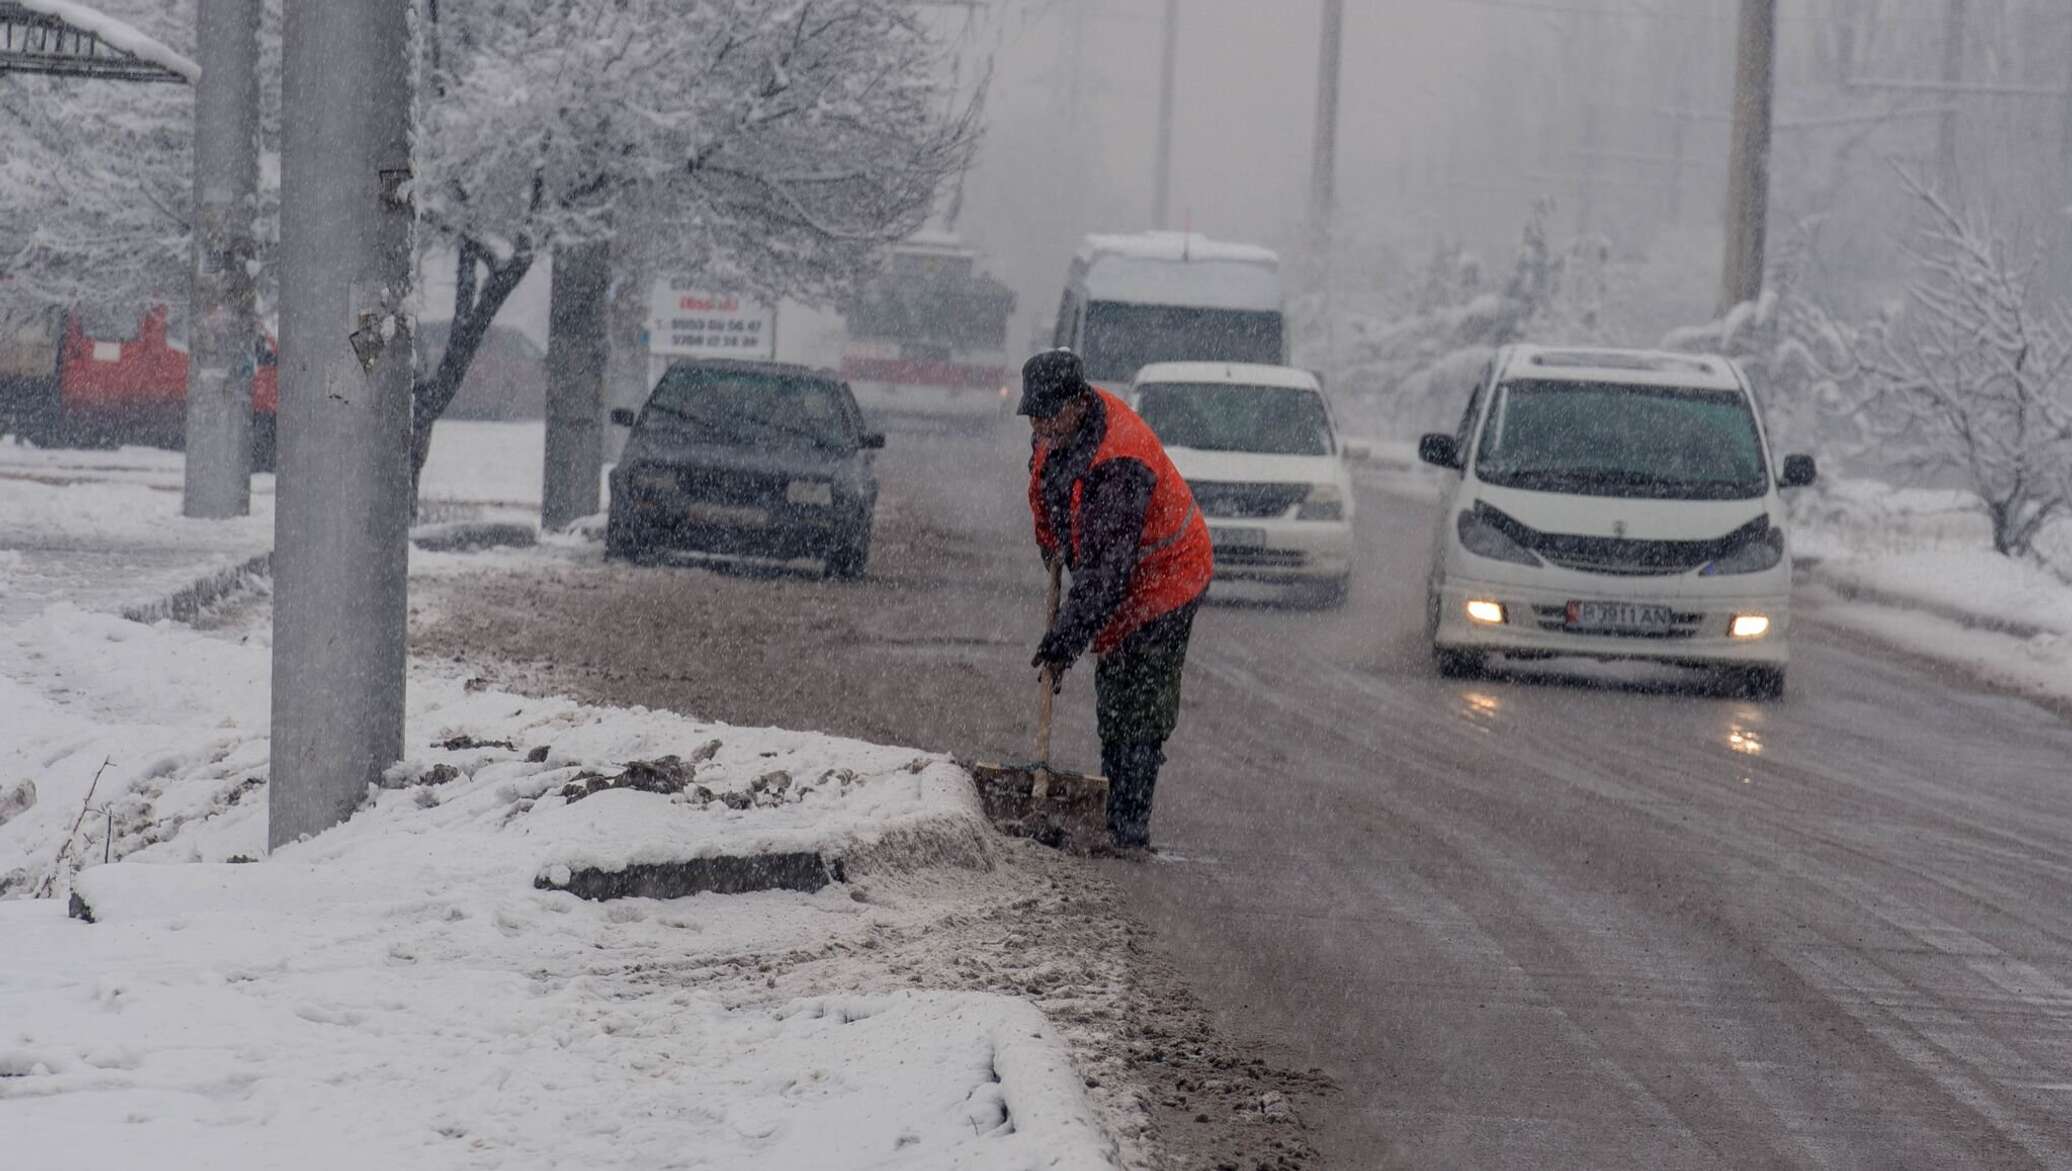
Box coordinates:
[1036,558,1063,764]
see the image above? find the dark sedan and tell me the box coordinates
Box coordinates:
[605,360,884,578]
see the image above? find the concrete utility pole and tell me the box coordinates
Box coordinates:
[270,0,416,849]
[1151,0,1178,228]
[542,241,609,531]
[1310,0,1344,377]
[1938,0,1966,193]
[2063,12,2072,209]
[1719,0,1776,314]
[1308,0,1345,242]
[180,0,260,519]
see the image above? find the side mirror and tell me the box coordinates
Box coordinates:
[609,407,637,428]
[1342,439,1373,463]
[1779,453,1817,489]
[1418,433,1461,470]
[860,431,887,450]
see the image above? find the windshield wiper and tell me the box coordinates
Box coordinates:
[643,400,738,434]
[733,409,839,449]
[646,401,835,449]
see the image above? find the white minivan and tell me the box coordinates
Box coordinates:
[1129,362,1366,607]
[1421,346,1816,698]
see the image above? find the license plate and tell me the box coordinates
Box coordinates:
[685,502,768,528]
[1211,526,1266,550]
[1567,601,1675,631]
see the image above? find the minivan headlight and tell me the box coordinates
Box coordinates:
[1703,527,1785,575]
[1456,507,1541,567]
[1296,482,1346,522]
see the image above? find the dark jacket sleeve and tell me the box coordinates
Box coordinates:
[1040,457,1155,664]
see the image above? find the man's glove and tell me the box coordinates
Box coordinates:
[1031,634,1076,693]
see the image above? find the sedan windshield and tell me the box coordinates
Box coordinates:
[1474,379,1768,499]
[644,367,855,449]
[1136,382,1334,456]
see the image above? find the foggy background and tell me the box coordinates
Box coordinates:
[957,0,2072,377]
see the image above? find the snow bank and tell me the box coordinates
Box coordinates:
[0,889,1112,1169]
[0,601,992,903]
[0,589,1108,1168]
[18,0,200,81]
[418,419,551,507]
[0,467,270,549]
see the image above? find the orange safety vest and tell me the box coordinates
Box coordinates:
[1030,389,1214,655]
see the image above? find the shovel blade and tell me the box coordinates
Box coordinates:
[966,760,1109,854]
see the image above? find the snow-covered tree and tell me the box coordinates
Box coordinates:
[412,0,983,486]
[1860,172,2072,559]
[0,0,283,328]
[1327,201,1626,433]
[1661,220,1869,461]
[0,2,195,321]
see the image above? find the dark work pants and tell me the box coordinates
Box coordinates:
[1094,598,1200,848]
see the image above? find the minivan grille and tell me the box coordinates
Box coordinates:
[1471,502,1770,578]
[1536,536,1719,576]
[1215,548,1308,569]
[1192,481,1307,519]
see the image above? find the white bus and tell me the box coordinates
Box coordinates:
[1053,232,1285,385]
[840,233,1017,422]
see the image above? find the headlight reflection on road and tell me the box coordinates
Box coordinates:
[1460,690,1503,729]
[1727,724,1764,756]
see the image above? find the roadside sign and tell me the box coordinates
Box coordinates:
[648,280,774,360]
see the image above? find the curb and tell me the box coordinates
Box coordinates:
[1807,563,2052,641]
[536,811,998,903]
[120,552,273,625]
[410,521,539,553]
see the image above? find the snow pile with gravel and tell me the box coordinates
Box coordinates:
[0,595,1113,1169]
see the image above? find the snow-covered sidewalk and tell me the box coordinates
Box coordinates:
[0,441,1123,1169]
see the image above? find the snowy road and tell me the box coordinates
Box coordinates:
[416,420,2072,1169]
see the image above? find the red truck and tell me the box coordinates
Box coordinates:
[0,304,278,470]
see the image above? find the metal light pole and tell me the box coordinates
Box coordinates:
[181,0,260,519]
[1151,0,1178,229]
[270,0,416,848]
[1719,0,1776,314]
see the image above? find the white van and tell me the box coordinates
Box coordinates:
[1129,362,1366,608]
[1420,346,1817,698]
[1056,232,1285,386]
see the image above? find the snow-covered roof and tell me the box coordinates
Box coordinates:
[1500,345,1741,391]
[1131,361,1319,391]
[1073,231,1282,312]
[17,0,200,82]
[1076,231,1281,268]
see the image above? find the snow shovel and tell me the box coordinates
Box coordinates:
[966,560,1110,852]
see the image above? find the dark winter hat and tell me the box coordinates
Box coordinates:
[1017,349,1090,418]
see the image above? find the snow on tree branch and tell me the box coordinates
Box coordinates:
[408,0,982,491]
[1861,169,2072,559]
[17,0,201,82]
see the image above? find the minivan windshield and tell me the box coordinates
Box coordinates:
[643,366,856,449]
[1136,382,1334,456]
[1082,303,1283,383]
[1474,379,1768,500]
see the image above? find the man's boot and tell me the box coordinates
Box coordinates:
[1101,740,1165,850]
